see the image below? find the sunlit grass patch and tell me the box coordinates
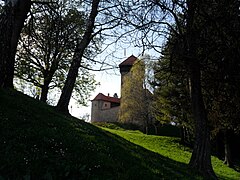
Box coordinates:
[101,127,240,180]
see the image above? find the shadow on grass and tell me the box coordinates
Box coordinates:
[98,128,203,180]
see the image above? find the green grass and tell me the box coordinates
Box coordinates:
[99,124,240,180]
[0,89,239,179]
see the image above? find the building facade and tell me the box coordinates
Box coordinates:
[91,93,120,122]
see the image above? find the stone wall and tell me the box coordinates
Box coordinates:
[99,106,119,122]
[91,100,119,122]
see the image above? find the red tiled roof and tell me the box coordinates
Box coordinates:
[119,55,137,66]
[92,93,120,104]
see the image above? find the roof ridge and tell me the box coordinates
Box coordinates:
[119,55,137,66]
[92,93,120,104]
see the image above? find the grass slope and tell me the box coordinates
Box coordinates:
[99,124,240,180]
[0,89,239,179]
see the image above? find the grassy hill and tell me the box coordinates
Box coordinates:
[98,124,240,180]
[0,89,239,179]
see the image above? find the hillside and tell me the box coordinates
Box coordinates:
[99,124,240,180]
[0,89,239,179]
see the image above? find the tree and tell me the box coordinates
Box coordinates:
[56,0,101,113]
[152,45,193,144]
[168,0,239,174]
[180,2,216,177]
[112,0,222,177]
[0,0,31,88]
[56,0,122,113]
[0,0,64,89]
[15,2,98,104]
[201,3,240,166]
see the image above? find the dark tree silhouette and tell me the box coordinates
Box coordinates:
[0,0,31,88]
[56,0,101,113]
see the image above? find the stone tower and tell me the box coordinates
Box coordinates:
[90,55,137,123]
[119,55,137,93]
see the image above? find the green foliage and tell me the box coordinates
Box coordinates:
[157,124,181,137]
[15,1,98,104]
[16,3,83,85]
[152,45,193,132]
[193,0,240,135]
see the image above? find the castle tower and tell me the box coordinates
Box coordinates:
[118,55,148,127]
[119,55,137,93]
[90,55,137,123]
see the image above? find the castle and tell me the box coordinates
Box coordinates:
[91,55,137,123]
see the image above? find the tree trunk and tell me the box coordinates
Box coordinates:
[40,62,59,103]
[40,83,50,102]
[185,1,217,178]
[188,61,217,179]
[223,130,233,167]
[57,59,78,113]
[56,0,100,114]
[0,0,31,88]
[180,126,186,144]
[0,5,13,88]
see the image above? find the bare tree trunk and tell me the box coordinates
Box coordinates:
[188,61,217,179]
[40,61,59,102]
[56,0,100,113]
[0,0,31,88]
[154,125,158,135]
[40,82,50,102]
[185,1,217,178]
[180,126,186,144]
[0,5,13,88]
[223,130,233,168]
